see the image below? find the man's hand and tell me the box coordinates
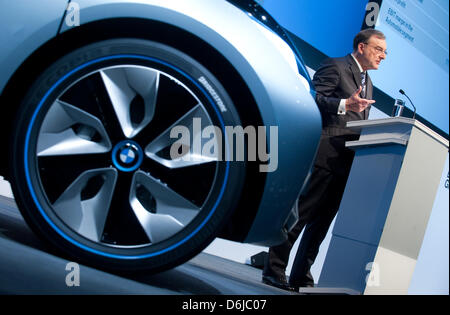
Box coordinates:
[345,86,376,112]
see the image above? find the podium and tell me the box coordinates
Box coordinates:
[317,117,449,294]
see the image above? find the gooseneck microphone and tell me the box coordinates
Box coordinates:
[399,89,417,120]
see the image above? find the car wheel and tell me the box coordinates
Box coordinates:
[9,39,245,272]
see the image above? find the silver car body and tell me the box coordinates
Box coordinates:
[0,0,321,245]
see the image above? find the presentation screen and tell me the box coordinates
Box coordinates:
[258,0,449,134]
[370,0,449,134]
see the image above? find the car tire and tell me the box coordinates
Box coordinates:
[9,38,245,272]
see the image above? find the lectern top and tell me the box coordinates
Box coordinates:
[347,117,449,149]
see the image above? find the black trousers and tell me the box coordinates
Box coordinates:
[263,166,350,287]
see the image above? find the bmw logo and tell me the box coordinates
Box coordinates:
[112,140,144,172]
[120,147,137,164]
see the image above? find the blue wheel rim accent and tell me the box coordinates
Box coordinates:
[24,54,230,260]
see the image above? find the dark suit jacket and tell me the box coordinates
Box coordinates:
[312,54,373,176]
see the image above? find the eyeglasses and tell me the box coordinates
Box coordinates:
[363,42,388,56]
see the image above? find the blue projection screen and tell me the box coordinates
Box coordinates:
[259,0,449,135]
[371,0,449,134]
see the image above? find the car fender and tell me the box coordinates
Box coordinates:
[0,0,69,95]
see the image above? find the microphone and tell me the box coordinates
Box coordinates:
[399,89,417,119]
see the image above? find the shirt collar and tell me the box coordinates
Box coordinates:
[351,53,365,73]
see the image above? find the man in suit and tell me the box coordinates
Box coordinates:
[262,29,387,291]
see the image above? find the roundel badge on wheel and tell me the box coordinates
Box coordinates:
[112,140,144,172]
[120,146,136,164]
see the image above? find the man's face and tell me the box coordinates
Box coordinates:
[358,36,387,71]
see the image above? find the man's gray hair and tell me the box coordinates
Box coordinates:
[353,29,386,51]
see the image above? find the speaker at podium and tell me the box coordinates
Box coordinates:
[317,117,449,294]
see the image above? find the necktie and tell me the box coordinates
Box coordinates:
[361,72,367,99]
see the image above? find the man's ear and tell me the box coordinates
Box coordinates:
[357,42,365,55]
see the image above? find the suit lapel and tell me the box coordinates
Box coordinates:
[347,54,362,90]
[364,74,374,119]
[366,74,373,99]
[347,54,373,120]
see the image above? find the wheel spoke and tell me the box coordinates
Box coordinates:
[100,66,159,139]
[52,168,118,242]
[145,104,220,169]
[35,60,222,250]
[38,153,112,204]
[129,171,201,243]
[37,100,112,156]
